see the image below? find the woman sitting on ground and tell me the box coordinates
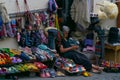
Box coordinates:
[58,25,103,73]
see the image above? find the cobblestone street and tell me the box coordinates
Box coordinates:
[19,72,120,80]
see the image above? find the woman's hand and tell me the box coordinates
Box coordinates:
[71,45,79,50]
[60,45,79,53]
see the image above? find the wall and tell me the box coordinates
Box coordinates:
[4,0,49,14]
[0,0,49,49]
[93,0,117,30]
[0,38,19,49]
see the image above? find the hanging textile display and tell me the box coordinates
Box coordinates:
[0,3,10,24]
[55,14,60,30]
[16,0,22,29]
[6,22,14,37]
[17,12,49,47]
[70,0,91,30]
[0,2,13,39]
[24,0,34,26]
[48,0,58,13]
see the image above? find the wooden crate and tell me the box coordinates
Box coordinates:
[105,44,120,63]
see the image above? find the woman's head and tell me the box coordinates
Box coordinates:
[62,26,70,38]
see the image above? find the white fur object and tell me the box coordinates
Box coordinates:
[0,0,5,4]
[99,0,118,19]
[97,10,108,20]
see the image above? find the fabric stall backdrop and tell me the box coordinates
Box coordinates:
[0,0,49,49]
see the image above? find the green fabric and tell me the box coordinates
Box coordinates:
[0,48,14,57]
[55,14,60,30]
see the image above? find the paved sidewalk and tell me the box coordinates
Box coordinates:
[19,72,120,80]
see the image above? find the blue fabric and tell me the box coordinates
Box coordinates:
[68,37,79,46]
[18,29,47,47]
[48,0,57,12]
[84,39,93,46]
[48,35,55,49]
[48,29,58,36]
[0,16,3,31]
[11,19,16,25]
[37,44,55,61]
[5,22,14,37]
[38,44,48,50]
[31,30,41,47]
[19,52,30,61]
[25,31,32,47]
[18,29,26,47]
[48,29,58,49]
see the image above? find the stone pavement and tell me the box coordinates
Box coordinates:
[19,72,120,80]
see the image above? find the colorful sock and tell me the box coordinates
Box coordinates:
[5,22,14,37]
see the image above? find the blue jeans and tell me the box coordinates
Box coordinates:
[47,29,58,49]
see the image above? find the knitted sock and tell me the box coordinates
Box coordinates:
[6,22,14,37]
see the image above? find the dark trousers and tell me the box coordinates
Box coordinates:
[64,51,92,71]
